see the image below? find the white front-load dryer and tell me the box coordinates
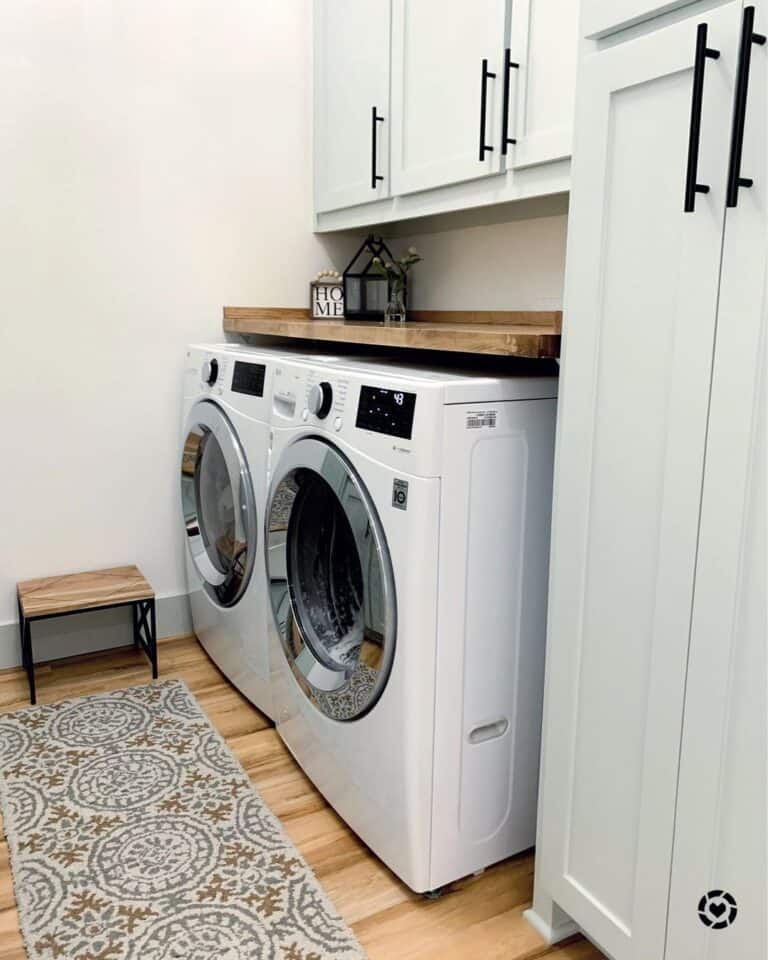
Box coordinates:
[265,355,558,893]
[181,342,286,718]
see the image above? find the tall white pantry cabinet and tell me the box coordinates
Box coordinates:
[529,2,767,960]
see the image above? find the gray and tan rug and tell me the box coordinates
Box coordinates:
[0,679,365,960]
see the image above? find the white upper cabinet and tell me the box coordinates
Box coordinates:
[314,0,391,213]
[313,0,579,230]
[390,0,509,195]
[505,0,579,171]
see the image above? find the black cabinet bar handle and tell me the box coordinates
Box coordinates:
[371,106,384,190]
[684,23,720,213]
[726,6,765,207]
[501,48,520,155]
[479,59,496,161]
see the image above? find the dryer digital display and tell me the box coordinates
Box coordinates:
[356,386,417,439]
[232,361,266,397]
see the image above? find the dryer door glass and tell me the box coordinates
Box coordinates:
[266,437,396,721]
[181,400,257,607]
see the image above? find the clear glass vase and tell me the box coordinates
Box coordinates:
[384,287,407,325]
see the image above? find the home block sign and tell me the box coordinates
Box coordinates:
[311,281,344,318]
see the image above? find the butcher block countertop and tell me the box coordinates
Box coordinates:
[223,307,561,358]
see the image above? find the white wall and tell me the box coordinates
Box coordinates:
[394,215,568,312]
[0,0,567,667]
[0,0,354,661]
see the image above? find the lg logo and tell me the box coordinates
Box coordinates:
[697,890,738,930]
[392,479,409,511]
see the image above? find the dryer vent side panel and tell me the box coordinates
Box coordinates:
[430,397,556,890]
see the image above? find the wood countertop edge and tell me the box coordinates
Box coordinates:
[223,305,562,329]
[222,306,562,358]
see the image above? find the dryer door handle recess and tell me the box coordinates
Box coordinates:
[468,718,509,745]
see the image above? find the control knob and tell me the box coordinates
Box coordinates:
[307,381,333,419]
[201,358,219,386]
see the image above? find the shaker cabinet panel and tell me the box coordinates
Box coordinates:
[390,0,509,196]
[582,1,703,39]
[506,0,579,170]
[530,5,742,959]
[314,0,391,213]
[667,324,767,960]
[666,5,768,957]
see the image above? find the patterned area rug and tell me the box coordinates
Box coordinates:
[0,679,365,960]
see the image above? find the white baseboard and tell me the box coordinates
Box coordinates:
[0,593,191,670]
[523,906,580,945]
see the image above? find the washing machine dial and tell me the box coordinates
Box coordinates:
[201,358,219,386]
[308,381,333,419]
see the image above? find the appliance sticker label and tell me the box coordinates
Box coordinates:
[392,479,409,511]
[466,410,498,430]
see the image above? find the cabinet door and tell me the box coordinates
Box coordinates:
[505,0,579,171]
[666,5,768,958]
[530,5,742,960]
[583,1,708,39]
[314,0,391,213]
[390,0,508,195]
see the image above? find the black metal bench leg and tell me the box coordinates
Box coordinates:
[17,597,24,670]
[26,620,36,705]
[132,602,140,649]
[17,595,35,705]
[149,598,158,679]
[21,629,35,704]
[134,599,158,680]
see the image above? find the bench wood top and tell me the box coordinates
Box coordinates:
[17,565,154,619]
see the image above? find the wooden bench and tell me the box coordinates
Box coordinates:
[16,565,158,704]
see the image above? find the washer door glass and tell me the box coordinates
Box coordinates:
[266,437,396,721]
[181,400,256,607]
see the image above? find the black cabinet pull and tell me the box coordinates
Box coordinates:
[479,59,496,161]
[371,107,384,190]
[726,6,765,207]
[501,48,520,155]
[684,23,720,213]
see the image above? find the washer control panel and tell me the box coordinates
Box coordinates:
[356,385,417,440]
[267,360,449,477]
[185,346,273,414]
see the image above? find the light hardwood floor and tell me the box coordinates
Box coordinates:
[0,636,605,960]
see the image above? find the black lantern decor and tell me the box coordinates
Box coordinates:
[342,235,402,323]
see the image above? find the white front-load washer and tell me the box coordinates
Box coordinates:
[264,354,558,892]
